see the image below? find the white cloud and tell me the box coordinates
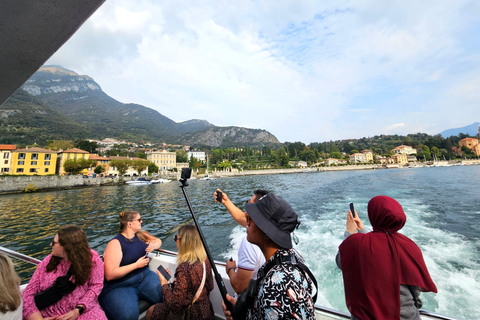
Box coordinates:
[46,0,480,143]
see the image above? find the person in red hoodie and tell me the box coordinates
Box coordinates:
[336,196,437,320]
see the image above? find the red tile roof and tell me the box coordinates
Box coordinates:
[60,148,89,154]
[14,147,57,153]
[0,144,16,150]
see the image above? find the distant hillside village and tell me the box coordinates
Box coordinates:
[1,129,480,177]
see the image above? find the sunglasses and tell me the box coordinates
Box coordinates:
[174,235,181,241]
[51,239,59,246]
[130,218,142,223]
[245,215,252,224]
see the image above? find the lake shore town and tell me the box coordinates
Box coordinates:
[1,159,480,195]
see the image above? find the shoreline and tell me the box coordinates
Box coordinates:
[1,160,479,195]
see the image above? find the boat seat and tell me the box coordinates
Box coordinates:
[138,299,151,315]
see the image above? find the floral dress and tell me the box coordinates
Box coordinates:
[150,260,214,320]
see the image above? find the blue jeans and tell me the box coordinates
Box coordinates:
[99,268,163,320]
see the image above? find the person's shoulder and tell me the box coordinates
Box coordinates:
[39,253,53,267]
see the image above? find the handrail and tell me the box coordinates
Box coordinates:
[2,247,454,320]
[153,248,457,320]
[0,246,41,265]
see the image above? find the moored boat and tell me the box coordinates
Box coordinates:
[126,177,150,185]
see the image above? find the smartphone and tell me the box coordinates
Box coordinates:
[349,202,355,218]
[157,265,171,281]
[216,191,223,203]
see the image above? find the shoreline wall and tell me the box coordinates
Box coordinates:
[1,160,479,195]
[0,175,121,195]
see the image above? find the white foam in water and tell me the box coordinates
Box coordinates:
[401,199,480,319]
[221,225,246,262]
[219,192,480,319]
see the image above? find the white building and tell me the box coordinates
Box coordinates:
[187,150,206,162]
[392,145,417,155]
[349,153,367,163]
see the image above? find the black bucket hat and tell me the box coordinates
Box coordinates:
[245,193,299,249]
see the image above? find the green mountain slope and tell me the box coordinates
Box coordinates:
[5,65,280,146]
[0,90,91,145]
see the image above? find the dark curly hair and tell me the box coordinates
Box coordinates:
[46,225,92,286]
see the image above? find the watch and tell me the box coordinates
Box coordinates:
[75,305,85,315]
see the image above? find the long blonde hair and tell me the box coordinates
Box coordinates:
[0,253,21,313]
[176,225,207,265]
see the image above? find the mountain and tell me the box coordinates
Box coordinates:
[0,90,91,145]
[180,126,279,147]
[2,66,280,146]
[439,122,480,138]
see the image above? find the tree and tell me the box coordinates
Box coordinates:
[217,160,232,170]
[74,139,98,153]
[63,158,95,175]
[148,162,159,174]
[94,165,105,175]
[330,151,342,159]
[280,154,290,167]
[350,149,360,155]
[109,159,132,176]
[189,155,199,169]
[132,159,148,175]
[299,150,317,164]
[46,140,74,151]
[431,146,442,160]
[176,150,188,163]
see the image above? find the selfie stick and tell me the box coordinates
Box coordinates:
[179,170,233,312]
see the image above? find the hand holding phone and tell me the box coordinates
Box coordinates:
[157,265,171,281]
[349,202,355,218]
[216,191,223,203]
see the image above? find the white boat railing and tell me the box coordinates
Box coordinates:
[0,246,459,320]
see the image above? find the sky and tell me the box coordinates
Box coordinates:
[46,0,480,144]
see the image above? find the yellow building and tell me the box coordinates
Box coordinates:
[0,144,16,174]
[11,147,58,175]
[392,154,408,165]
[176,162,189,171]
[57,148,90,175]
[459,138,480,156]
[146,150,176,171]
[361,150,374,162]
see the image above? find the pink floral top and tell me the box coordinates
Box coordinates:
[22,249,106,320]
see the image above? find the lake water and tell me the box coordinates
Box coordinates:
[1,165,479,319]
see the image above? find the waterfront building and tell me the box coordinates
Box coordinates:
[392,153,408,165]
[87,154,110,177]
[361,150,374,162]
[289,160,308,168]
[0,144,16,174]
[146,150,176,171]
[349,153,367,163]
[187,150,206,162]
[459,138,480,156]
[11,147,57,175]
[392,145,417,155]
[176,162,189,171]
[57,148,90,175]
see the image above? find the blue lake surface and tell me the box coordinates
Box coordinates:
[1,165,479,319]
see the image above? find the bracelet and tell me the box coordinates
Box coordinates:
[227,266,235,274]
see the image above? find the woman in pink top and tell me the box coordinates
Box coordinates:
[22,225,107,320]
